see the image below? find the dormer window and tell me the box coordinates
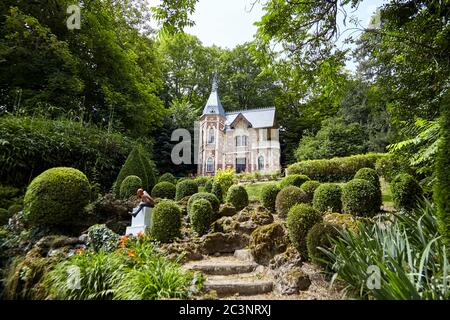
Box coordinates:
[208,128,215,144]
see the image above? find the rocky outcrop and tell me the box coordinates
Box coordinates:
[248,222,289,265]
[200,232,249,255]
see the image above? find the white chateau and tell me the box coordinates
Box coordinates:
[197,75,281,176]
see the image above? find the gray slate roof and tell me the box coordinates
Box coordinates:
[202,74,225,116]
[225,107,276,129]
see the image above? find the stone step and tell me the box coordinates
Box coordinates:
[204,277,273,296]
[183,256,257,275]
[234,249,254,262]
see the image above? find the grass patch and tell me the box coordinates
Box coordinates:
[244,181,273,202]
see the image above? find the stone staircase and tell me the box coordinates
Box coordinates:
[183,249,274,297]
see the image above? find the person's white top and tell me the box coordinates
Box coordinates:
[144,190,150,198]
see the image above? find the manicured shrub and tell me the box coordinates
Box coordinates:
[391,173,423,211]
[306,222,340,267]
[151,200,182,243]
[204,179,213,193]
[119,175,142,199]
[312,183,342,213]
[158,173,177,185]
[151,182,176,199]
[275,186,309,218]
[187,192,220,215]
[211,181,223,203]
[23,167,91,226]
[189,199,215,236]
[342,179,379,217]
[194,176,209,186]
[0,208,10,225]
[213,168,234,194]
[261,183,281,212]
[300,180,321,202]
[286,204,322,258]
[175,179,198,201]
[287,153,386,182]
[354,167,382,209]
[279,174,310,189]
[114,146,149,195]
[226,185,249,211]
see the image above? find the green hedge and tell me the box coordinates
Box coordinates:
[279,174,310,189]
[300,180,321,203]
[151,200,182,243]
[342,179,379,217]
[119,175,142,199]
[286,204,322,258]
[175,180,198,201]
[287,153,386,182]
[151,182,176,199]
[0,116,138,191]
[189,199,215,236]
[226,185,249,211]
[23,167,91,227]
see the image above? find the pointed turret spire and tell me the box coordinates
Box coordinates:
[202,73,225,116]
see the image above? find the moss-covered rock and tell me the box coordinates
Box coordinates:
[23,167,91,227]
[323,212,360,233]
[200,232,248,254]
[219,203,237,217]
[249,222,288,265]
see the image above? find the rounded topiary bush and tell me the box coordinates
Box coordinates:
[158,173,177,185]
[211,181,223,203]
[119,175,142,199]
[306,222,339,267]
[187,192,220,215]
[261,183,281,212]
[151,200,182,243]
[300,180,321,203]
[391,173,423,211]
[286,204,322,258]
[342,179,379,217]
[354,167,382,208]
[204,180,213,193]
[275,186,309,218]
[279,174,310,189]
[151,181,176,199]
[312,183,342,213]
[189,199,215,236]
[175,179,198,201]
[23,167,91,226]
[226,185,249,211]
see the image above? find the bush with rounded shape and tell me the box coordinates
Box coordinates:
[189,199,215,236]
[261,183,281,212]
[194,176,209,186]
[342,179,379,216]
[151,182,176,199]
[226,185,249,211]
[306,222,339,266]
[204,180,213,193]
[0,208,10,225]
[300,180,321,203]
[119,175,142,199]
[391,173,423,211]
[175,179,198,201]
[151,200,182,243]
[312,183,342,213]
[187,192,220,215]
[158,173,177,185]
[279,174,310,189]
[23,167,91,226]
[213,168,234,195]
[354,167,382,208]
[211,181,223,203]
[275,186,309,218]
[286,204,322,258]
[114,146,148,195]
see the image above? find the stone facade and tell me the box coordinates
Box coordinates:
[197,76,280,176]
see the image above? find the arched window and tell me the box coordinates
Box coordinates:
[208,128,215,144]
[258,156,264,171]
[206,157,214,172]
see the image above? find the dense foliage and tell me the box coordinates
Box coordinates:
[275,186,308,218]
[288,153,386,182]
[225,185,249,211]
[300,180,321,203]
[306,222,339,267]
[175,180,198,201]
[187,193,220,216]
[354,168,382,210]
[158,173,177,185]
[391,173,423,211]
[119,176,142,200]
[312,183,342,214]
[342,179,379,217]
[189,199,215,236]
[279,174,310,189]
[151,182,176,200]
[23,167,91,227]
[261,183,281,212]
[150,200,182,243]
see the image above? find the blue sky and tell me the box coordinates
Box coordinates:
[183,0,388,71]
